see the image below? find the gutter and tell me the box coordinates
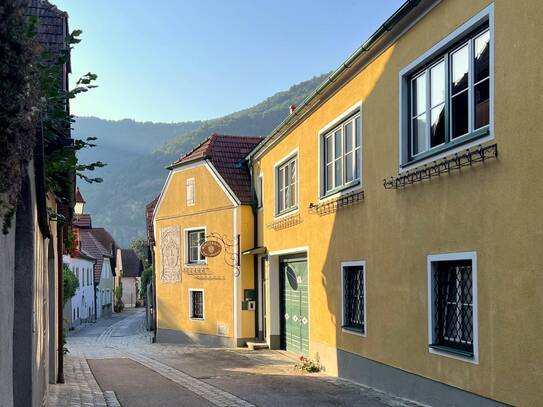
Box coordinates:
[246,0,422,162]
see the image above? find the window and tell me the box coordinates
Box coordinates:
[400,8,492,167]
[341,262,365,335]
[276,154,297,215]
[322,113,361,196]
[189,289,204,320]
[256,175,263,209]
[187,229,205,264]
[428,252,478,361]
[186,178,195,206]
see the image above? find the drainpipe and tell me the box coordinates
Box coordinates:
[56,222,64,383]
[248,162,260,339]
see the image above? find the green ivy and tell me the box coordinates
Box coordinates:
[62,263,79,306]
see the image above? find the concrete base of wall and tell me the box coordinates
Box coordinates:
[311,341,508,407]
[157,328,254,348]
[269,334,281,350]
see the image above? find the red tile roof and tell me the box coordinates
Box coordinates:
[170,134,263,203]
[73,214,92,229]
[79,229,111,284]
[145,195,159,246]
[75,187,85,203]
[120,249,143,278]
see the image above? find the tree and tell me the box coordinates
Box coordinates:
[0,2,40,233]
[114,283,124,313]
[130,237,150,266]
[140,264,152,300]
[0,1,106,233]
[62,263,79,306]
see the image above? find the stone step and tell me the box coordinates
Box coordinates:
[246,341,269,351]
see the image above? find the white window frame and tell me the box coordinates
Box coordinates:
[274,149,299,218]
[186,177,195,207]
[188,288,205,320]
[398,4,494,172]
[427,251,478,364]
[318,103,363,199]
[340,260,366,337]
[184,226,207,266]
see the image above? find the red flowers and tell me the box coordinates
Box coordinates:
[299,355,305,361]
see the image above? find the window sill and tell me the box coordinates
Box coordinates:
[429,344,476,362]
[320,181,361,202]
[189,317,204,321]
[342,327,366,337]
[402,127,491,171]
[184,263,207,268]
[274,207,299,220]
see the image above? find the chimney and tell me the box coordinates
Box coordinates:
[289,104,296,114]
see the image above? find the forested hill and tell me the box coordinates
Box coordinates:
[75,73,329,246]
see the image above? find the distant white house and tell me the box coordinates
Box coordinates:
[63,252,95,329]
[72,187,116,320]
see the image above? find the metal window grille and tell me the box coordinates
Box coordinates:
[432,261,473,355]
[343,266,364,332]
[191,291,203,319]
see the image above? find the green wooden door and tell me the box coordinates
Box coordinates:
[280,256,308,356]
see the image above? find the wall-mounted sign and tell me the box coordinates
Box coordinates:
[200,240,222,257]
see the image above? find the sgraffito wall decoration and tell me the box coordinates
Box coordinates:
[160,226,181,283]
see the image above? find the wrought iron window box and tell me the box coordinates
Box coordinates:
[309,190,364,216]
[430,344,474,359]
[384,143,498,189]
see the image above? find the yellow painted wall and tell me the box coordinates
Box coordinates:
[155,162,255,341]
[253,1,543,405]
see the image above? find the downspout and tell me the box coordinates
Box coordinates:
[249,161,259,339]
[56,222,64,383]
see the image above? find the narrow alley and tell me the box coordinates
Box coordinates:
[48,309,420,407]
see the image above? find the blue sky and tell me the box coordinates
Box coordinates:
[54,0,404,123]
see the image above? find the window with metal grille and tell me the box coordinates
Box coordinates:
[342,264,365,334]
[190,290,204,319]
[431,260,474,357]
[187,229,205,264]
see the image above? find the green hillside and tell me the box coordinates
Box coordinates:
[75,73,329,246]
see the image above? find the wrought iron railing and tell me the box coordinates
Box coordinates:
[384,144,498,189]
[309,190,364,216]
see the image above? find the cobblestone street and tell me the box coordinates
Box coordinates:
[48,309,421,407]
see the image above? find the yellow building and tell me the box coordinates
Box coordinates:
[246,0,543,406]
[153,134,262,346]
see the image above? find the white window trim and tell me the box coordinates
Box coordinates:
[427,251,478,364]
[273,148,299,219]
[398,4,494,172]
[188,288,205,321]
[318,102,363,200]
[183,226,207,266]
[186,177,195,207]
[340,260,366,337]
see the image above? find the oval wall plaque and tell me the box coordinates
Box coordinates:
[200,240,222,257]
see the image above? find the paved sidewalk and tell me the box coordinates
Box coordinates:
[47,356,110,407]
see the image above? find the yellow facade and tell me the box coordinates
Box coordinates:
[250,1,543,405]
[154,161,256,345]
